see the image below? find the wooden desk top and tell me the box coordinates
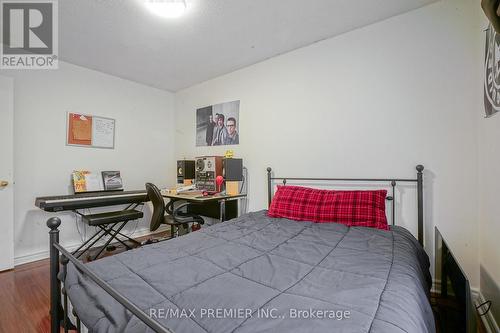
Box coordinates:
[161,190,247,202]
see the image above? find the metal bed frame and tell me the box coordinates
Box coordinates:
[46,165,424,333]
[267,165,424,246]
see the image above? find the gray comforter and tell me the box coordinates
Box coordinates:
[65,210,435,333]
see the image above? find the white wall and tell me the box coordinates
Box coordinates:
[1,61,175,264]
[175,0,482,287]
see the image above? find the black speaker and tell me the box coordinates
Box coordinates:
[177,160,195,184]
[222,158,243,181]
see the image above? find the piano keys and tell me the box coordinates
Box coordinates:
[35,190,149,212]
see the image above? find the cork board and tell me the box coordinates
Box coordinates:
[67,112,115,149]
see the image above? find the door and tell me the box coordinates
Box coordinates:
[0,75,14,271]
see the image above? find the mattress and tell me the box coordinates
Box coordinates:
[65,210,435,333]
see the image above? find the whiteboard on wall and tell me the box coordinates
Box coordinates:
[67,112,115,149]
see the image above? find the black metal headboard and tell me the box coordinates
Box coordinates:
[266,165,424,246]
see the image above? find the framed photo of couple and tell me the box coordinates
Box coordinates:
[196,100,240,147]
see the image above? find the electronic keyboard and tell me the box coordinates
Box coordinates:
[35,190,149,212]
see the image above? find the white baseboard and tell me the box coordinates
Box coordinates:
[13,226,169,267]
[476,291,499,333]
[14,242,82,266]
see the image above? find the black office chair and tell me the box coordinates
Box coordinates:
[145,183,204,238]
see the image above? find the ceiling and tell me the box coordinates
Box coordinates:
[59,0,437,92]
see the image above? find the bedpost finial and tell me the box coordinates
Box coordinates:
[267,167,272,173]
[60,255,69,265]
[416,165,424,173]
[46,217,61,230]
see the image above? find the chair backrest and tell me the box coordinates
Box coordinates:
[145,183,165,231]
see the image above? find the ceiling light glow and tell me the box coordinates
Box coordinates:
[145,0,187,19]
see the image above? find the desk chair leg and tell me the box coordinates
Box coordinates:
[92,222,127,260]
[170,225,176,239]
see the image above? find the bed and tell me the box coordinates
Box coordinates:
[47,165,435,333]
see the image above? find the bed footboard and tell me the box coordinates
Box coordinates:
[47,217,173,333]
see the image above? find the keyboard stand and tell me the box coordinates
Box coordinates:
[73,203,143,260]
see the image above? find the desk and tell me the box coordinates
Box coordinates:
[161,191,247,222]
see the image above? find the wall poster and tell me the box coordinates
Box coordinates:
[196,100,240,146]
[485,23,500,117]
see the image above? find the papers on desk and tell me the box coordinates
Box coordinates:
[161,187,202,196]
[180,191,204,197]
[162,184,199,195]
[176,184,196,193]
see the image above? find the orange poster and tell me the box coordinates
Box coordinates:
[68,113,92,145]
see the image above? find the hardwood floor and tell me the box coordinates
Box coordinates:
[0,230,169,333]
[0,259,53,332]
[0,260,54,333]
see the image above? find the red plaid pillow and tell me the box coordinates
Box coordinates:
[268,185,388,230]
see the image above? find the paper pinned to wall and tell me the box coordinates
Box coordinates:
[72,118,91,141]
[68,113,92,145]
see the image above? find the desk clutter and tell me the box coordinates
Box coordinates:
[168,155,246,224]
[176,155,244,196]
[34,156,247,260]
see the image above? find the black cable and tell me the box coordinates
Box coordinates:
[239,167,247,194]
[476,300,492,317]
[239,175,245,194]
